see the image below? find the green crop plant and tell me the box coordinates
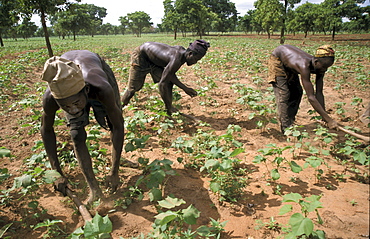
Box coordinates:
[70,213,113,239]
[313,124,337,149]
[171,125,247,202]
[200,147,246,202]
[253,144,302,194]
[307,109,322,122]
[284,125,310,158]
[348,199,358,206]
[303,145,331,183]
[350,97,364,118]
[333,129,369,165]
[32,219,67,238]
[334,102,347,120]
[254,217,287,238]
[171,128,223,168]
[0,148,12,207]
[253,144,301,181]
[332,132,369,182]
[124,110,152,152]
[232,84,276,130]
[279,193,325,239]
[134,196,227,239]
[85,126,111,181]
[131,158,177,202]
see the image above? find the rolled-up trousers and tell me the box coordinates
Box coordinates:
[268,55,303,132]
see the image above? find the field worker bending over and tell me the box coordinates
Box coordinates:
[122,40,210,115]
[40,50,124,204]
[268,44,338,132]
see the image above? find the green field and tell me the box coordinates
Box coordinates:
[0,33,369,238]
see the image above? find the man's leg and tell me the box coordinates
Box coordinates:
[122,47,148,106]
[287,75,303,124]
[121,66,146,106]
[273,76,292,132]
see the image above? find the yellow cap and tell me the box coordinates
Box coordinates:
[315,45,335,57]
[41,56,85,99]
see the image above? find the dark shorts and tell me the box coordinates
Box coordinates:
[268,54,303,132]
[127,47,163,91]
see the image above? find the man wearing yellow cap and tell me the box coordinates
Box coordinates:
[268,44,338,132]
[122,40,210,115]
[40,50,124,204]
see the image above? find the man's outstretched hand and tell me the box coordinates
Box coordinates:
[327,119,338,130]
[185,87,197,97]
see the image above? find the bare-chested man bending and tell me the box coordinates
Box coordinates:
[268,44,338,132]
[41,50,124,204]
[122,40,210,115]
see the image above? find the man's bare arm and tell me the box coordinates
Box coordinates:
[301,73,337,128]
[41,94,63,176]
[96,84,124,191]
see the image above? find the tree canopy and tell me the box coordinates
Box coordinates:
[126,11,152,37]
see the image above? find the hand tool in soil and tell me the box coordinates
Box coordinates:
[65,187,93,222]
[316,120,369,143]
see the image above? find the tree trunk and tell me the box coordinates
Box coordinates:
[280,0,288,44]
[331,26,336,40]
[40,9,53,57]
[174,29,177,40]
[0,34,4,47]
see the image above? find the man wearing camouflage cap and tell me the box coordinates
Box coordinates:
[40,50,124,204]
[122,40,210,115]
[268,44,338,132]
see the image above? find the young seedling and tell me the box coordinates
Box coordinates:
[279,193,325,239]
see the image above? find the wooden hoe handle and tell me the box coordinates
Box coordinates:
[338,126,370,144]
[65,188,93,222]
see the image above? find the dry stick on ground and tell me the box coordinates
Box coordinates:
[65,188,93,221]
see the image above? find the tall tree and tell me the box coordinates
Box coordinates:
[238,10,255,33]
[279,0,300,44]
[16,17,38,39]
[342,5,370,33]
[291,2,319,37]
[99,23,114,35]
[253,0,283,38]
[126,11,152,37]
[321,0,365,40]
[0,0,19,46]
[81,4,107,37]
[119,16,129,35]
[203,0,237,33]
[162,0,183,39]
[18,0,80,56]
[162,0,188,40]
[51,3,90,41]
[175,0,214,38]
